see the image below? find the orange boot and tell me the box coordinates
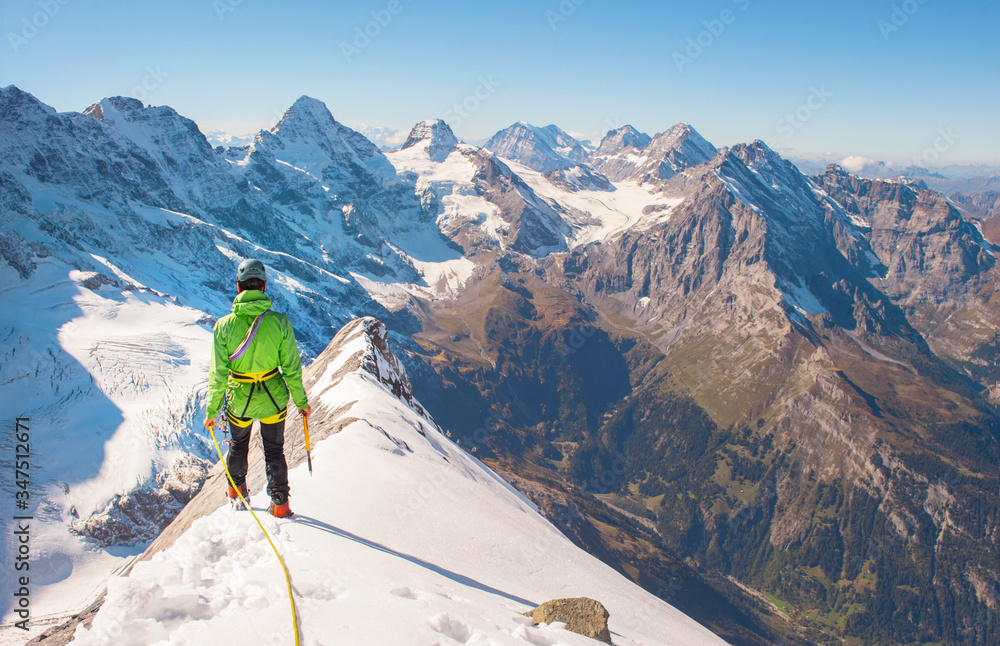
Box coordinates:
[228,483,249,510]
[268,499,293,518]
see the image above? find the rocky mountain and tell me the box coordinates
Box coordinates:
[483,122,589,172]
[950,189,1000,219]
[586,125,653,181]
[401,141,1000,644]
[592,124,652,156]
[399,118,459,160]
[385,124,571,259]
[814,166,997,367]
[4,85,1000,645]
[587,122,717,184]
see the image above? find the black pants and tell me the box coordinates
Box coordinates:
[226,417,289,505]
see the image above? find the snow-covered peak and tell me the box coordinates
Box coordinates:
[587,122,715,184]
[83,95,145,122]
[272,95,337,134]
[268,95,361,145]
[76,95,220,183]
[400,118,459,160]
[82,96,212,152]
[645,123,716,166]
[252,95,394,186]
[483,122,588,173]
[593,125,652,156]
[0,84,56,125]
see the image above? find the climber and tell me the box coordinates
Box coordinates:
[203,258,311,518]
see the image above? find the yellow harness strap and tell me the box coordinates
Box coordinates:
[228,367,285,421]
[227,407,288,427]
[229,367,281,384]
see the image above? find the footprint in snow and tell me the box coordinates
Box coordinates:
[427,612,474,644]
[389,586,418,599]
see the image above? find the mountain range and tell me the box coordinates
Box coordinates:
[2,85,999,645]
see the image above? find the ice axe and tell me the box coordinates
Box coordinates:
[303,414,313,475]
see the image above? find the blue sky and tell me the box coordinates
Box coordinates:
[2,0,998,165]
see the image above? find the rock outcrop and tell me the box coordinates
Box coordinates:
[523,597,612,644]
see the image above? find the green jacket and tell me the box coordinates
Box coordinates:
[206,290,309,420]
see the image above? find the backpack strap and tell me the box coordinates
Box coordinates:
[229,310,269,362]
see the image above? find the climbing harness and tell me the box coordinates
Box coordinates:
[228,367,286,421]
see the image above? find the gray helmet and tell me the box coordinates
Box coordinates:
[236,258,266,282]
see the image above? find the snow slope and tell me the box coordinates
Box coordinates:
[0,212,221,633]
[0,88,374,632]
[504,161,684,247]
[69,318,725,646]
[484,122,589,173]
[387,135,507,250]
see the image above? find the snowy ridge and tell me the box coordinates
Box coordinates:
[70,317,724,646]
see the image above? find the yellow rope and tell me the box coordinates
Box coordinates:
[210,420,300,646]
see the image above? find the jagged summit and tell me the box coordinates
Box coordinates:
[271,94,344,135]
[643,123,716,168]
[399,118,459,160]
[83,96,145,121]
[586,122,715,183]
[593,125,652,156]
[253,94,394,188]
[483,121,588,172]
[0,84,57,121]
[289,94,327,110]
[79,96,208,158]
[721,139,792,174]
